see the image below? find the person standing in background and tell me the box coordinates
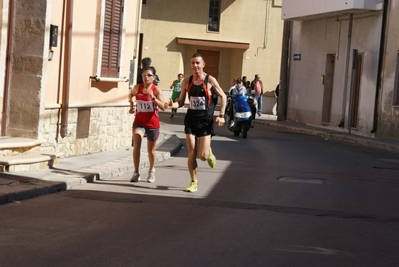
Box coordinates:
[275,80,280,114]
[169,73,184,118]
[250,74,264,116]
[242,76,250,90]
[137,57,160,85]
[242,76,247,84]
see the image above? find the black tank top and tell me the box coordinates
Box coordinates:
[187,74,215,117]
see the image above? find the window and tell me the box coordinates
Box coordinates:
[393,52,399,106]
[208,0,220,32]
[101,0,124,77]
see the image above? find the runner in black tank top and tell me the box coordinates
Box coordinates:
[173,53,227,193]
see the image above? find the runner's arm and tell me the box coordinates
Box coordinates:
[177,78,188,108]
[154,86,165,111]
[209,76,227,117]
[128,85,139,114]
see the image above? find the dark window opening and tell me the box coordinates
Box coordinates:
[393,52,399,106]
[208,0,220,32]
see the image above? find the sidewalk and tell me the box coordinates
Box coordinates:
[0,132,182,204]
[253,114,399,151]
[1,114,399,205]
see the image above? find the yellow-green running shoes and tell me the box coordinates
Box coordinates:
[207,147,216,168]
[185,181,198,192]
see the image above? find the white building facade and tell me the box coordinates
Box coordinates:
[282,0,399,140]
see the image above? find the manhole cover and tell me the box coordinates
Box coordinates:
[278,177,324,184]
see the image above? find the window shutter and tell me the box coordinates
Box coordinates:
[101,0,123,77]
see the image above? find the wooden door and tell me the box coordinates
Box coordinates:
[351,53,363,129]
[321,54,335,124]
[197,49,220,80]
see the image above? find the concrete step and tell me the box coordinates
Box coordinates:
[0,152,63,172]
[0,136,62,172]
[0,136,46,149]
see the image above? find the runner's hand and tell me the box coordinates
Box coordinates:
[215,116,225,127]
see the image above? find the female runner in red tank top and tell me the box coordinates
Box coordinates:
[128,66,165,183]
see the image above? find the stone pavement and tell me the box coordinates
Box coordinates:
[1,113,399,205]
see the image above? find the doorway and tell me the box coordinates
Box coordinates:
[350,53,363,129]
[321,54,335,124]
[197,49,221,80]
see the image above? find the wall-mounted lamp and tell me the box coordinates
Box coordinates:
[48,24,58,61]
[48,50,54,61]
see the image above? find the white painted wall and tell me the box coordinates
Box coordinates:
[283,0,382,20]
[287,12,382,136]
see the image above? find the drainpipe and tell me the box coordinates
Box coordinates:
[60,0,73,138]
[277,20,291,121]
[371,0,389,134]
[1,0,14,136]
[131,0,142,88]
[254,0,270,57]
[135,1,142,60]
[338,13,353,128]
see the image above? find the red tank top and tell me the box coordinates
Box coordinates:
[134,84,160,129]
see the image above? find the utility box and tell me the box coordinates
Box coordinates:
[50,24,58,47]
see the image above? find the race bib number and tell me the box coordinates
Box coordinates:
[136,100,154,113]
[173,86,181,93]
[189,96,206,110]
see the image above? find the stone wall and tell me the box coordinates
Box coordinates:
[41,106,132,157]
[7,0,47,138]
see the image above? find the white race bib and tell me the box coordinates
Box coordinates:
[136,100,154,113]
[189,96,206,110]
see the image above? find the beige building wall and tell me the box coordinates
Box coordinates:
[139,0,283,94]
[0,0,7,134]
[46,0,138,105]
[1,0,141,156]
[379,0,399,139]
[40,0,141,155]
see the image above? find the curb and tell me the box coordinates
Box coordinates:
[46,133,183,186]
[0,133,183,205]
[0,175,66,204]
[253,120,399,151]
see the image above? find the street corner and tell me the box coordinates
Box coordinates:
[0,172,66,205]
[156,133,183,156]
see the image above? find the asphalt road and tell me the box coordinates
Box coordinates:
[1,112,399,267]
